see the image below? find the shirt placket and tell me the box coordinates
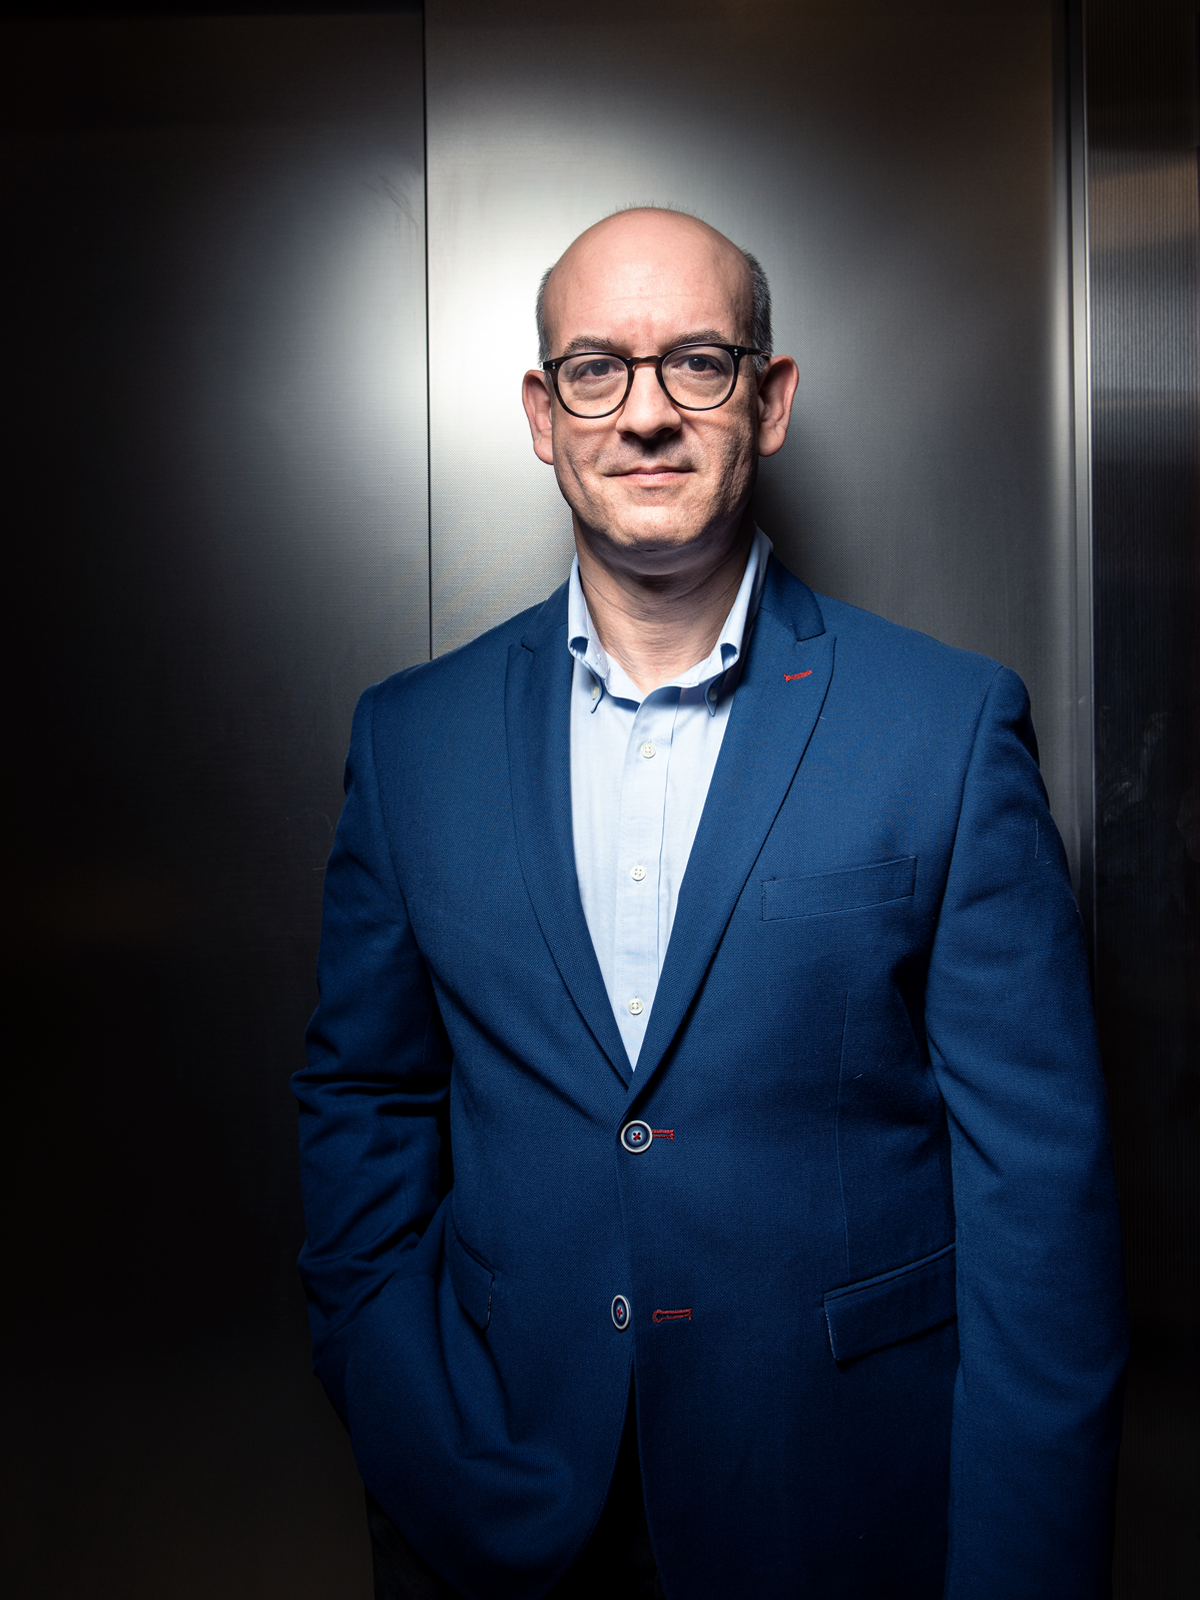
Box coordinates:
[613,686,679,1064]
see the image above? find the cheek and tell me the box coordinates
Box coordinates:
[707,418,756,488]
[550,420,606,496]
[549,417,584,471]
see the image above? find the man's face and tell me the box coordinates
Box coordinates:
[523,212,795,575]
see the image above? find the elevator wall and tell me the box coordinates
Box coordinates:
[3,12,426,1597]
[1085,2,1200,1591]
[2,4,1193,1596]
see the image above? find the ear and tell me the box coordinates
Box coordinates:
[755,355,799,458]
[523,369,556,465]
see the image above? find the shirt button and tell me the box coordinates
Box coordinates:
[611,1294,631,1331]
[591,684,600,701]
[630,864,646,881]
[640,742,656,759]
[628,998,644,1016]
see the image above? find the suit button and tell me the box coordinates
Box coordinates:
[611,1294,631,1330]
[620,1120,653,1153]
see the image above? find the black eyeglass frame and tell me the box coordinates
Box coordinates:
[541,342,764,419]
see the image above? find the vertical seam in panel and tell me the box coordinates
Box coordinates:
[421,1,433,662]
[1067,0,1096,975]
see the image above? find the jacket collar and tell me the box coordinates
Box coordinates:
[505,556,834,1098]
[566,526,774,715]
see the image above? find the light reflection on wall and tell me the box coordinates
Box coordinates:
[424,0,1084,863]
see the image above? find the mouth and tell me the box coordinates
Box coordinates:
[610,466,691,487]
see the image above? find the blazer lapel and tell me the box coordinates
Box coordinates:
[505,587,633,1089]
[630,561,836,1095]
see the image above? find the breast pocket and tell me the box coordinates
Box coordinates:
[762,856,917,920]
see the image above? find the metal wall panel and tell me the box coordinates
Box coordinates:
[425,0,1087,872]
[3,14,426,1595]
[1084,3,1200,1594]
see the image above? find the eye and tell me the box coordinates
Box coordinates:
[562,354,624,384]
[662,346,732,380]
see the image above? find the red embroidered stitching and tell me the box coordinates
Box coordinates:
[653,1308,692,1323]
[784,671,813,681]
[651,1128,674,1140]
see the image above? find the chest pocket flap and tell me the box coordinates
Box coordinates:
[763,856,917,920]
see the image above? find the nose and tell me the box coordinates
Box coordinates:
[618,358,681,438]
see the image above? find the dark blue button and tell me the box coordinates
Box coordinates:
[620,1120,652,1153]
[611,1294,631,1330]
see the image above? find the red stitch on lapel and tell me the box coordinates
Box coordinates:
[653,1308,692,1323]
[784,671,813,681]
[651,1128,674,1141]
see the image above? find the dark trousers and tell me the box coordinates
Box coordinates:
[366,1390,664,1600]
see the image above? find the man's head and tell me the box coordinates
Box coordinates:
[522,208,798,582]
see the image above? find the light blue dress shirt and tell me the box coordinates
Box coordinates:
[568,527,772,1067]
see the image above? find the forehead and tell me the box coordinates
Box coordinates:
[548,218,747,345]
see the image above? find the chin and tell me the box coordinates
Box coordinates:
[606,516,705,553]
[598,495,705,544]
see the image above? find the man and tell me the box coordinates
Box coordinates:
[294,208,1127,1598]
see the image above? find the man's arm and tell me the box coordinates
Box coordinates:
[924,665,1127,1596]
[293,682,452,1423]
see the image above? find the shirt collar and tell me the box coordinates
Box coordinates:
[567,526,773,714]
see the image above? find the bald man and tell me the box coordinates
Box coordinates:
[294,209,1126,1600]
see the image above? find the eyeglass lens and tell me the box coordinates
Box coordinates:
[556,346,738,416]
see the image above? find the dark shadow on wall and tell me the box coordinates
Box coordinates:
[1086,2,1200,1595]
[1,9,427,1595]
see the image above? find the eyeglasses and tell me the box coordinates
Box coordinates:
[542,343,763,419]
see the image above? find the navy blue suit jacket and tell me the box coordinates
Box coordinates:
[294,557,1127,1598]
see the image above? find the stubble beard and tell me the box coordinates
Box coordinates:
[560,430,757,575]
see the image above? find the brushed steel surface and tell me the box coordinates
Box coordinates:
[425,0,1084,861]
[1085,3,1200,1593]
[4,14,426,1596]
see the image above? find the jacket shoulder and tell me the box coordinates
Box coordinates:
[761,556,1009,695]
[359,583,567,724]
[810,589,1016,700]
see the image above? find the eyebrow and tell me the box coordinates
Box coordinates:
[556,328,733,357]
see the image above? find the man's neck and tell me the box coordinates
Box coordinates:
[574,515,755,694]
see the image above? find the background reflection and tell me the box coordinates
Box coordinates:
[5,12,426,1596]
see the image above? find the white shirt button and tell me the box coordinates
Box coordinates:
[591,684,600,700]
[628,997,644,1016]
[630,864,646,881]
[640,742,656,759]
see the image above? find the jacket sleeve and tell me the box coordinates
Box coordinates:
[292,682,452,1423]
[924,665,1127,1598]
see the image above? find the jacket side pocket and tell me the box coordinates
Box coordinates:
[446,1214,495,1331]
[823,1241,956,1362]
